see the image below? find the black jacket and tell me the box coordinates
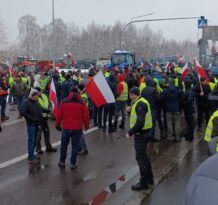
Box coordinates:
[182,88,195,114]
[128,97,150,136]
[141,86,159,111]
[21,98,43,126]
[194,84,211,107]
[162,84,183,112]
[208,89,218,114]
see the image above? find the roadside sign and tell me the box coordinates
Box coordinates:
[198,19,208,28]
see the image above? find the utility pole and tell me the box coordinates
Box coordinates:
[121,16,200,49]
[52,0,55,72]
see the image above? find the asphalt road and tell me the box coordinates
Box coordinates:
[142,140,209,205]
[0,105,208,205]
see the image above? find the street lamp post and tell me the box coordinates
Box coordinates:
[52,0,55,72]
[121,12,155,49]
[121,16,200,49]
[131,12,155,22]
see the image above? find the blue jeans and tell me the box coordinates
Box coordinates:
[15,96,25,113]
[0,95,7,119]
[27,126,39,160]
[60,130,82,165]
[114,101,127,123]
[79,132,88,151]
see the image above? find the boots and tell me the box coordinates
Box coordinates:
[119,121,125,129]
[131,177,148,191]
[113,121,118,131]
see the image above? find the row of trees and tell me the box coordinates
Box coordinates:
[1,15,197,62]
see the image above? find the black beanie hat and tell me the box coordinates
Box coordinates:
[129,87,140,96]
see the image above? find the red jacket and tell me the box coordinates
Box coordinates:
[56,92,90,130]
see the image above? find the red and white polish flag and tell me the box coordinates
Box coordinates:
[194,58,210,82]
[86,71,115,108]
[181,62,189,79]
[49,78,58,118]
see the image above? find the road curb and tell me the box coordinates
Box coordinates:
[123,137,202,205]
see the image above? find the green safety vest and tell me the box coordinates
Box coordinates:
[204,110,218,152]
[209,82,216,92]
[104,72,110,78]
[22,77,28,84]
[117,82,128,101]
[182,81,185,92]
[81,93,88,106]
[38,93,49,118]
[79,77,83,83]
[9,77,15,87]
[139,82,146,94]
[130,97,152,130]
[40,77,49,91]
[59,75,65,83]
[215,78,218,85]
[157,86,163,94]
[175,78,179,87]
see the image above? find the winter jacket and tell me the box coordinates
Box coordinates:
[162,84,183,112]
[21,98,43,126]
[182,88,195,114]
[11,81,28,97]
[61,79,73,100]
[194,83,211,108]
[183,154,218,205]
[56,92,90,130]
[208,89,218,114]
[141,78,159,111]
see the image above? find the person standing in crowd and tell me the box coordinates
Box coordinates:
[11,75,29,119]
[208,85,218,115]
[194,77,211,131]
[52,73,62,106]
[56,87,89,169]
[182,79,195,141]
[61,74,73,100]
[103,73,117,133]
[126,87,154,190]
[141,77,160,142]
[21,89,42,164]
[162,78,183,142]
[114,74,128,130]
[77,84,89,155]
[8,73,16,105]
[0,75,9,121]
[34,87,57,154]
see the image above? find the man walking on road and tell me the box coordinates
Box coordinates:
[126,87,154,191]
[56,87,90,169]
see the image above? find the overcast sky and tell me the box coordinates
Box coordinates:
[1,0,218,43]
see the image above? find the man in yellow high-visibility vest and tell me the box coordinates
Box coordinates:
[34,87,57,154]
[126,87,154,191]
[204,109,218,155]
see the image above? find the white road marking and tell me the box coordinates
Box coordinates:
[2,119,24,127]
[0,126,99,169]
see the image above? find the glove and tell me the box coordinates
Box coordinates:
[56,126,62,132]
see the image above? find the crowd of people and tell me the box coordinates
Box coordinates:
[0,62,218,190]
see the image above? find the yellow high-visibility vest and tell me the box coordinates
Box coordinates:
[81,93,88,106]
[204,110,218,152]
[130,97,152,130]
[139,82,146,94]
[209,82,216,92]
[117,82,128,101]
[38,93,49,118]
